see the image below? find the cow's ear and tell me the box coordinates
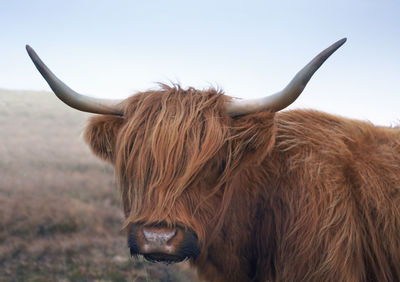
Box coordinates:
[230,111,276,165]
[84,115,124,162]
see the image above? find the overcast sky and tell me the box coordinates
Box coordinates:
[1,0,399,125]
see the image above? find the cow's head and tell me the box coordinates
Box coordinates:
[26,39,345,263]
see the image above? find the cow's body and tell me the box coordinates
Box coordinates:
[192,108,400,281]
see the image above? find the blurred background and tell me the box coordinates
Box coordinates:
[1,0,399,280]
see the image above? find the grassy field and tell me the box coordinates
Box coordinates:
[0,89,199,281]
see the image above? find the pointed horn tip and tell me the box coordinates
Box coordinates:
[335,38,347,48]
[26,44,33,53]
[25,45,38,61]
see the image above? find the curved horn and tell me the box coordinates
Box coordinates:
[226,38,347,116]
[26,45,124,115]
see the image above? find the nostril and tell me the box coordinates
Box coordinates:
[142,228,176,245]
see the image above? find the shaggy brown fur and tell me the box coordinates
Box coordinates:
[84,85,400,282]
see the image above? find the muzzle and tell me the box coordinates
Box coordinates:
[128,223,200,263]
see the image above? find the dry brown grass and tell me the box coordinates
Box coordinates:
[0,89,199,281]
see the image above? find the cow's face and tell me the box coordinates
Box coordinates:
[84,85,276,262]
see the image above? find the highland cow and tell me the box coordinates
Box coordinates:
[27,38,400,281]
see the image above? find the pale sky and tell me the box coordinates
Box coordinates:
[1,0,399,125]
